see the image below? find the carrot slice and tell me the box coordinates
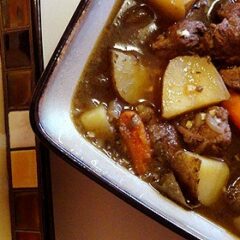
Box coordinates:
[222,91,240,129]
[119,110,152,175]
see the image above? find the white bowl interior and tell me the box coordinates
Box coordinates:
[38,1,238,239]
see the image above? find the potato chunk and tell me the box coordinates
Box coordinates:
[174,151,230,206]
[148,0,196,20]
[148,0,185,20]
[112,50,154,104]
[162,56,230,119]
[79,105,113,140]
[173,151,201,199]
[198,156,229,206]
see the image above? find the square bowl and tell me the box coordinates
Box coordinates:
[30,1,238,239]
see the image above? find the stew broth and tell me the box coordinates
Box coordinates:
[72,0,240,237]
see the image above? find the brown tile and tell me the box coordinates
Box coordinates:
[7,70,32,108]
[4,31,31,68]
[1,0,30,28]
[11,150,38,188]
[16,232,41,240]
[14,191,40,230]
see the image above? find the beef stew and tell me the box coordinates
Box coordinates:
[71,0,240,237]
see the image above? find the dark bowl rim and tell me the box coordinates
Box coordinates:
[30,1,200,239]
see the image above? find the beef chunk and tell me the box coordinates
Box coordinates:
[135,104,182,163]
[152,2,240,64]
[136,105,194,207]
[220,66,240,90]
[147,121,182,163]
[203,2,240,64]
[175,106,231,156]
[218,1,240,19]
[225,178,240,213]
[152,20,207,58]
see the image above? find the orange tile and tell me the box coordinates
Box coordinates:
[11,150,38,188]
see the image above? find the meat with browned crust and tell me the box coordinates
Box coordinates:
[175,106,231,156]
[225,178,240,213]
[152,20,207,59]
[152,1,240,64]
[203,2,240,64]
[135,104,182,162]
[147,121,182,163]
[218,1,240,19]
[220,66,240,90]
[136,104,194,207]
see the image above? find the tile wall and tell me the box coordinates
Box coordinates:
[0,0,44,239]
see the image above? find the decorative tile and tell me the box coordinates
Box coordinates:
[4,30,31,68]
[11,150,38,188]
[16,231,41,240]
[1,0,30,28]
[7,70,32,108]
[8,111,35,148]
[14,191,40,230]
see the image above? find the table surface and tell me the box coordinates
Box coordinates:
[41,0,184,239]
[50,153,184,240]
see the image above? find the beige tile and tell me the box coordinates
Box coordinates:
[11,150,38,188]
[8,111,35,148]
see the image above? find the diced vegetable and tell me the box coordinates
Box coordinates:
[162,56,230,119]
[198,155,229,206]
[148,0,195,20]
[112,50,155,104]
[148,0,185,20]
[222,91,240,129]
[234,216,240,232]
[119,111,152,175]
[79,105,113,139]
[174,151,230,206]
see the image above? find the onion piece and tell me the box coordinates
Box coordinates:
[108,100,123,122]
[206,114,224,134]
